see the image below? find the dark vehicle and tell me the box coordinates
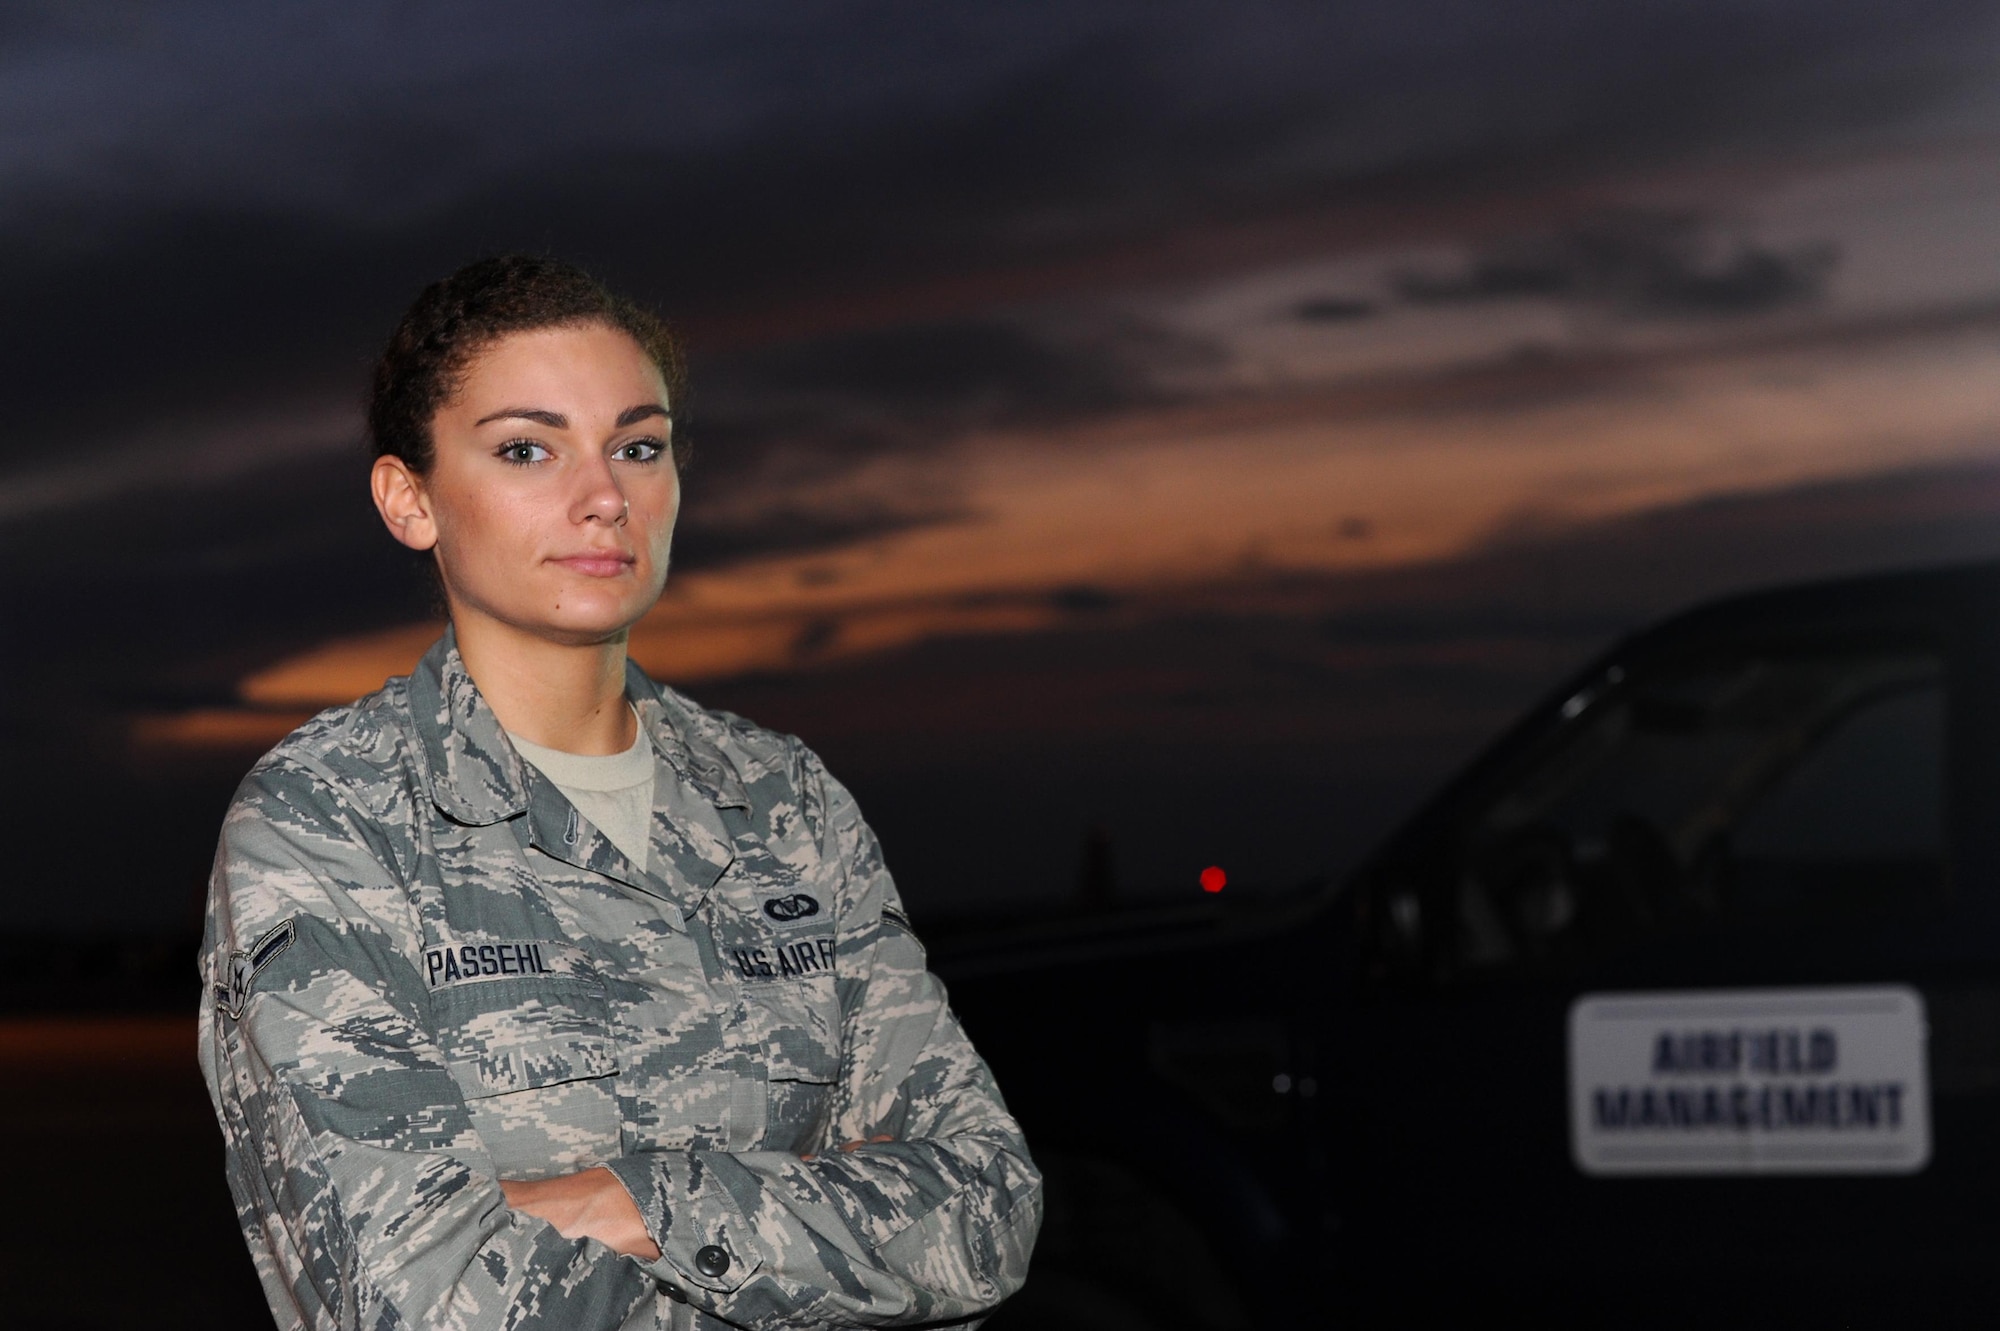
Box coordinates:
[948,562,2000,1327]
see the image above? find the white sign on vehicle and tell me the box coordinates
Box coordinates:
[1568,986,1929,1176]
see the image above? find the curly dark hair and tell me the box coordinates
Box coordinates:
[368,254,688,474]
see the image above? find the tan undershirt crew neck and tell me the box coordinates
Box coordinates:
[505,710,656,871]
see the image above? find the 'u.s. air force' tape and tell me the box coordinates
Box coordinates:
[422,938,593,991]
[216,919,296,1021]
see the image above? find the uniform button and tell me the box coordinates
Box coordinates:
[695,1244,731,1277]
[662,1283,688,1303]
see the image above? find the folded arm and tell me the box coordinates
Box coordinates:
[202,749,1041,1330]
[598,749,1043,1328]
[200,759,657,1329]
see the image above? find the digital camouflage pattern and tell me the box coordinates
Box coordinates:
[198,632,1041,1329]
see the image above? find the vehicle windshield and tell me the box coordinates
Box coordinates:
[1454,647,1944,966]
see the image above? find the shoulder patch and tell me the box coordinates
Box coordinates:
[216,919,296,1021]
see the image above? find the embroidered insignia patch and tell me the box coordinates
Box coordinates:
[217,919,296,1021]
[762,892,821,924]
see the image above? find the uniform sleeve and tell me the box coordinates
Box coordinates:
[198,758,657,1331]
[602,748,1043,1328]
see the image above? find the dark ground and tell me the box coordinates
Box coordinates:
[1,1017,270,1331]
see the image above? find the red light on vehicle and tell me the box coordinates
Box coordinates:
[1200,865,1226,894]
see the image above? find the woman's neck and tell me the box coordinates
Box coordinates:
[451,612,636,756]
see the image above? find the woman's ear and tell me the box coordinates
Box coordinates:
[371,454,439,552]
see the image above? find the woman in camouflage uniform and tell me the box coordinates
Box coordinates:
[199,256,1041,1330]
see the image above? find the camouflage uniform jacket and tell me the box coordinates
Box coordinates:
[198,632,1041,1330]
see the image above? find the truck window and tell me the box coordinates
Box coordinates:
[1451,649,1945,969]
[1729,681,1943,911]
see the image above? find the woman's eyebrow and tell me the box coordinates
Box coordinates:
[475,407,568,428]
[617,403,670,427]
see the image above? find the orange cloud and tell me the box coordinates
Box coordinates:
[130,146,2000,750]
[188,309,1999,735]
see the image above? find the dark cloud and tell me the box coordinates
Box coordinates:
[0,449,429,707]
[657,313,1218,516]
[6,452,1998,931]
[3,0,1998,935]
[1293,297,1379,322]
[716,322,1148,418]
[1047,585,1122,613]
[0,0,1902,245]
[683,317,1197,482]
[693,458,2000,913]
[674,497,968,570]
[0,0,1990,467]
[1393,210,1839,315]
[1282,458,2000,670]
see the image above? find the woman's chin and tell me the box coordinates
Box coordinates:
[540,611,644,645]
[488,603,645,647]
[448,581,658,647]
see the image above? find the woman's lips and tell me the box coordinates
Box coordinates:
[552,552,635,578]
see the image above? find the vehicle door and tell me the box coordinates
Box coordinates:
[1321,612,2000,1310]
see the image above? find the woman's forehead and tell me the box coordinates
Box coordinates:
[456,323,669,414]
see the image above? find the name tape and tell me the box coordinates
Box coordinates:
[423,939,592,991]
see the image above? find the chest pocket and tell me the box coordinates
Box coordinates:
[433,975,624,1179]
[738,926,844,1152]
[724,919,840,1143]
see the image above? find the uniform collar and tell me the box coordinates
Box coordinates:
[625,657,752,814]
[407,629,746,905]
[408,628,527,827]
[408,628,752,822]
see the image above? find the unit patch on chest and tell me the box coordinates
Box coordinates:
[761,892,821,925]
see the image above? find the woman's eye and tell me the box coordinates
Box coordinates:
[496,440,550,465]
[614,438,666,463]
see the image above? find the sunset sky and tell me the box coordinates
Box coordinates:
[4,1,1999,929]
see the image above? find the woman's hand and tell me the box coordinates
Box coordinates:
[501,1168,661,1260]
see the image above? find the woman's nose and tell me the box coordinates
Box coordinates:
[572,457,629,525]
